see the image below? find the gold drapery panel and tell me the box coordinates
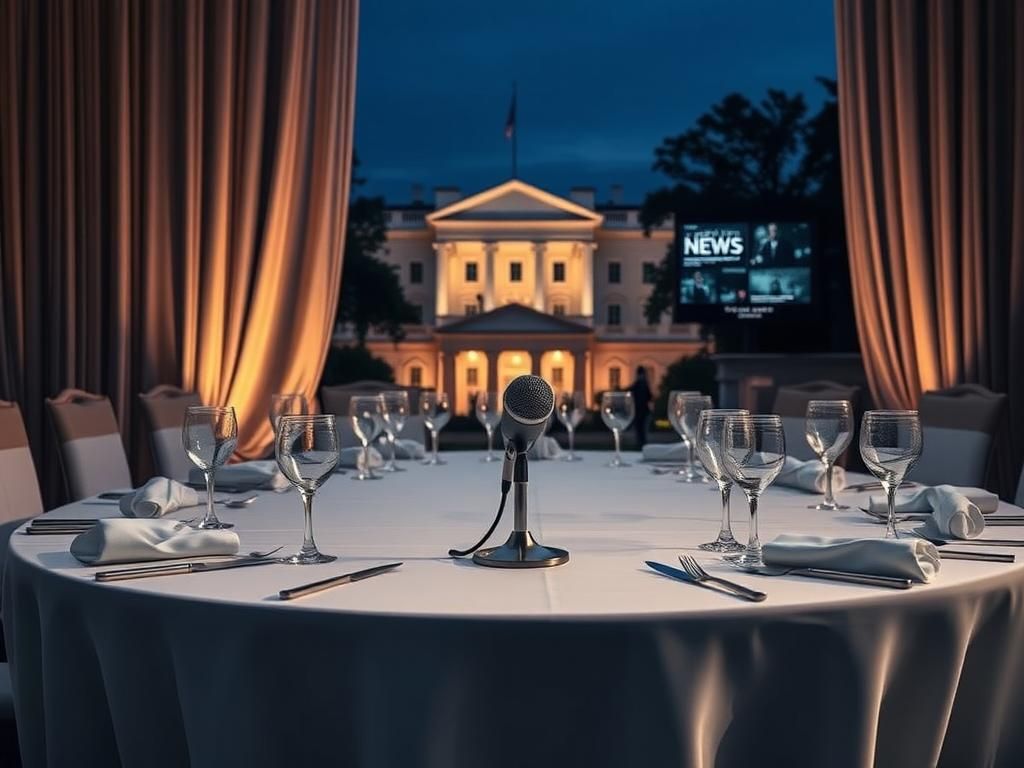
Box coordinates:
[0,0,358,506]
[835,0,1024,491]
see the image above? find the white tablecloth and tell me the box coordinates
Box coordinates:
[6,452,1024,767]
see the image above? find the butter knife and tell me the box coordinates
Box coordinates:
[279,562,402,600]
[96,556,276,582]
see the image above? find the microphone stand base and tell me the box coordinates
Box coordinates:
[472,530,569,569]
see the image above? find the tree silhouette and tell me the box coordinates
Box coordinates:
[642,80,841,324]
[337,158,419,345]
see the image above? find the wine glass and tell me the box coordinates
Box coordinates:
[275,414,340,564]
[269,393,308,436]
[349,396,384,480]
[182,406,238,530]
[601,391,635,467]
[557,391,586,461]
[475,391,501,462]
[805,400,853,510]
[667,390,701,475]
[680,394,713,482]
[379,391,410,473]
[421,391,451,465]
[694,409,749,552]
[860,410,923,538]
[722,414,786,567]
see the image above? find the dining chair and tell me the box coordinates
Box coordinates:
[0,400,43,524]
[1016,462,1024,508]
[139,385,202,482]
[321,382,426,447]
[771,381,862,463]
[916,384,1007,489]
[46,389,132,500]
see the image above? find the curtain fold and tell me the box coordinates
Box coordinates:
[835,0,1024,492]
[0,0,357,506]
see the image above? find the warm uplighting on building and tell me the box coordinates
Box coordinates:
[467,350,478,362]
[552,350,563,362]
[512,353,522,366]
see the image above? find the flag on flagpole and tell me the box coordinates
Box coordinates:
[504,86,516,140]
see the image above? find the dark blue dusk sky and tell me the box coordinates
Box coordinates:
[354,0,837,205]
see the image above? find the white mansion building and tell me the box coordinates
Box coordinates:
[343,179,703,415]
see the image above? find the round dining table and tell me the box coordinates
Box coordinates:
[6,451,1024,768]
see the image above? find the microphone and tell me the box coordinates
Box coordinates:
[448,375,569,568]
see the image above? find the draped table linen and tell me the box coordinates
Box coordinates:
[6,453,1024,767]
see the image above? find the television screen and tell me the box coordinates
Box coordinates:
[673,220,815,322]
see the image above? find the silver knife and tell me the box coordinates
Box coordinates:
[279,562,402,600]
[940,550,1016,563]
[645,560,766,602]
[96,556,277,582]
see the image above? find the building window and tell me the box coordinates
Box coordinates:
[607,303,622,325]
[410,366,422,387]
[642,262,657,284]
[465,262,478,282]
[553,303,566,316]
[510,262,523,282]
[410,261,423,284]
[467,367,478,387]
[609,366,621,390]
[464,304,479,316]
[551,367,564,388]
[553,262,566,282]
[608,262,621,283]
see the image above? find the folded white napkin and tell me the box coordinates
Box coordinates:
[527,436,563,460]
[868,485,997,539]
[118,477,199,519]
[190,460,289,491]
[338,446,384,469]
[775,457,847,494]
[641,442,687,462]
[390,439,425,460]
[763,533,940,583]
[71,519,240,565]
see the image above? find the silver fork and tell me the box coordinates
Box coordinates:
[678,555,767,602]
[248,546,284,558]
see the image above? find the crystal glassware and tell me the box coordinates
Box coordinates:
[679,394,713,482]
[379,391,410,473]
[694,408,749,552]
[421,391,451,466]
[722,414,786,567]
[275,414,340,564]
[349,395,384,480]
[557,391,586,461]
[601,391,635,467]
[475,391,502,462]
[269,393,308,436]
[182,406,238,530]
[805,399,853,510]
[860,410,923,538]
[667,390,702,475]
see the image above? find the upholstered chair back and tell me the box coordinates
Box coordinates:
[917,384,1007,488]
[46,389,132,500]
[139,386,203,482]
[771,381,862,464]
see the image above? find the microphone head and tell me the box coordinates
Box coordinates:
[501,375,554,451]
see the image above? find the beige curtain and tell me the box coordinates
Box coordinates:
[0,0,357,505]
[835,0,1024,487]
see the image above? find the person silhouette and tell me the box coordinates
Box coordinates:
[628,366,653,447]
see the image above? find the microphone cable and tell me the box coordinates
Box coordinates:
[448,477,512,558]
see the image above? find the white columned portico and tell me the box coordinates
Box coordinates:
[483,242,497,311]
[532,242,546,312]
[579,242,595,317]
[434,243,450,318]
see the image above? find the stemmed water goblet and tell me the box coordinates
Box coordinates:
[601,391,634,467]
[805,399,853,510]
[421,391,451,466]
[860,410,923,538]
[557,391,586,461]
[667,390,701,475]
[694,409,748,552]
[379,391,409,473]
[722,414,786,567]
[182,406,238,530]
[275,414,339,564]
[679,394,713,482]
[269,393,308,436]
[475,391,501,462]
[349,395,384,480]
